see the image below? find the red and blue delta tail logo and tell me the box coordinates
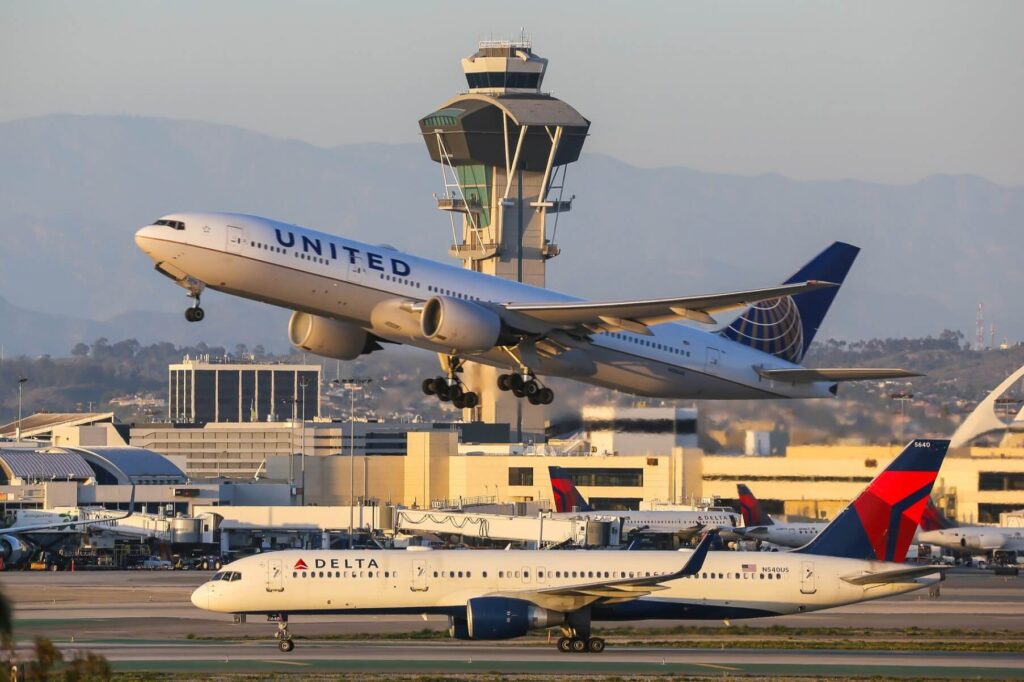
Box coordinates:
[919,499,958,531]
[737,484,774,527]
[294,558,308,571]
[548,466,592,513]
[796,439,950,563]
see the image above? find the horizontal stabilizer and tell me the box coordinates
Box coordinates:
[757,368,922,383]
[842,565,947,585]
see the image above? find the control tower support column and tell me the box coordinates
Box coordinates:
[418,40,590,439]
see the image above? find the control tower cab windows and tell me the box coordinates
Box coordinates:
[465,71,540,90]
[154,219,185,230]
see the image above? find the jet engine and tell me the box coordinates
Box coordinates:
[961,533,1005,552]
[288,312,375,360]
[420,296,504,353]
[457,597,564,640]
[0,535,33,567]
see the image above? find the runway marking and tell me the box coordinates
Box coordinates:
[264,659,309,667]
[696,662,741,671]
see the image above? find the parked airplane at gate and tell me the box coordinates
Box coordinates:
[735,483,954,550]
[917,508,1024,557]
[191,440,948,654]
[548,466,739,540]
[135,214,916,406]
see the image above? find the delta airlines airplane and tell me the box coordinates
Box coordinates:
[735,483,957,550]
[135,214,915,407]
[549,466,739,541]
[191,440,948,654]
[917,511,1024,557]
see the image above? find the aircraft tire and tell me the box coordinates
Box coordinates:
[557,636,572,653]
[538,388,554,405]
[452,395,465,409]
[527,393,541,405]
[463,392,479,408]
[422,379,436,396]
[184,308,196,322]
[570,637,588,653]
[512,385,526,398]
[509,374,525,391]
[278,639,294,653]
[587,637,605,653]
[192,307,205,322]
[447,384,463,401]
[523,380,540,396]
[497,374,512,391]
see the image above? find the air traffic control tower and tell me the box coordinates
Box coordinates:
[418,40,590,437]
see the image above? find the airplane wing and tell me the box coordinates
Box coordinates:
[841,565,947,585]
[756,368,922,382]
[493,530,717,612]
[503,281,836,334]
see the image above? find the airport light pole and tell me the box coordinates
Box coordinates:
[299,376,309,506]
[16,377,27,443]
[334,378,372,548]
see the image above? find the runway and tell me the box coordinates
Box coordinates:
[4,569,1023,677]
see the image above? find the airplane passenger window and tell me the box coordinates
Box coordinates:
[482,571,487,578]
[292,572,297,578]
[499,571,504,578]
[466,571,471,578]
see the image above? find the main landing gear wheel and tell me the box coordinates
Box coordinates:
[570,637,588,653]
[499,373,554,404]
[557,636,572,653]
[278,638,294,652]
[184,306,205,322]
[587,637,606,653]
[424,365,479,410]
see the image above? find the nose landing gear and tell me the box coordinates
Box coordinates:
[183,278,206,323]
[271,616,294,652]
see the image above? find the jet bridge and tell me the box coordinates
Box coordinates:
[395,509,622,548]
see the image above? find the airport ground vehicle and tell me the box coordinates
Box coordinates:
[191,440,949,654]
[140,556,173,570]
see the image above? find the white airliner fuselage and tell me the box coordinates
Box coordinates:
[192,547,937,629]
[135,213,838,401]
[918,526,1024,556]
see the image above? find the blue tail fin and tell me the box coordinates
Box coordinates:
[795,439,949,562]
[722,242,859,364]
[548,466,593,513]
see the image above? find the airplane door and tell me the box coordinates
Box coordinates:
[704,347,721,373]
[266,559,283,592]
[800,561,816,594]
[411,559,428,592]
[227,225,245,254]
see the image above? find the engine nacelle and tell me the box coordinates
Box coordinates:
[288,312,371,361]
[465,597,564,640]
[962,533,1005,551]
[420,296,503,353]
[0,535,33,567]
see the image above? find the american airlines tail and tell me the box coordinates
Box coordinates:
[796,439,950,562]
[722,241,860,364]
[548,466,593,513]
[737,483,774,527]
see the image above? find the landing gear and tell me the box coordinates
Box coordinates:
[273,617,294,652]
[183,278,206,323]
[497,372,554,405]
[422,356,480,410]
[555,634,605,653]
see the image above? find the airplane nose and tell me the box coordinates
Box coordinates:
[134,225,161,254]
[190,583,209,610]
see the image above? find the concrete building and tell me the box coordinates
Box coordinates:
[583,406,698,456]
[418,39,590,437]
[168,357,321,424]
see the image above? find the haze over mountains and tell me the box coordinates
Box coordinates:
[1,114,1021,357]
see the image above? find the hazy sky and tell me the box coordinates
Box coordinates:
[3,1,1021,184]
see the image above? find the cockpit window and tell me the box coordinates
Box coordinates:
[154,219,186,230]
[227,572,242,582]
[211,571,225,581]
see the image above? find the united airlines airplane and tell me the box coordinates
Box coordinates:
[135,213,915,407]
[190,440,948,654]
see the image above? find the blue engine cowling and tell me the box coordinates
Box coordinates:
[462,597,564,640]
[0,535,33,567]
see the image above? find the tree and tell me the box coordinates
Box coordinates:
[70,343,89,358]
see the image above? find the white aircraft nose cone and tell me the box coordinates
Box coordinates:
[190,583,209,610]
[134,225,161,254]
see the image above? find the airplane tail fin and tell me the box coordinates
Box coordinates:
[737,484,774,527]
[721,241,859,364]
[795,439,949,562]
[920,499,958,531]
[548,466,593,513]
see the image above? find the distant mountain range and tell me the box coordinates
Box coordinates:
[1,114,1021,356]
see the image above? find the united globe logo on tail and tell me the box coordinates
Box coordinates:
[796,439,950,563]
